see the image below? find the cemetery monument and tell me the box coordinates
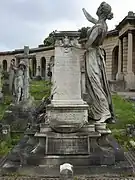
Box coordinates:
[0,2,133,177]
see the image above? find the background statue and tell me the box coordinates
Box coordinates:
[14,61,26,104]
[82,2,115,123]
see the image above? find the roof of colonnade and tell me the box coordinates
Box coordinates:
[0,45,54,56]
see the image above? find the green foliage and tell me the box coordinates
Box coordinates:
[43,31,56,46]
[0,95,12,120]
[0,140,13,156]
[1,71,9,80]
[30,80,51,100]
[109,94,135,149]
[0,134,21,156]
[78,27,90,39]
[110,94,135,129]
[111,129,131,150]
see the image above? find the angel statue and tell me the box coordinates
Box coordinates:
[82,2,115,123]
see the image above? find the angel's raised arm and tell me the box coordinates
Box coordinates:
[82,8,98,24]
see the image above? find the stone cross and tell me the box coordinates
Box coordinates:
[60,163,73,180]
[15,46,36,100]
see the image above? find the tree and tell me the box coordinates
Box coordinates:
[43,31,56,46]
[78,27,90,39]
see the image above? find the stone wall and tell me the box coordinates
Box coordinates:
[0,48,54,80]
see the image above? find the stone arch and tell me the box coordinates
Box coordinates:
[40,57,46,78]
[32,57,37,77]
[48,56,54,80]
[112,46,119,80]
[50,56,54,66]
[2,60,7,71]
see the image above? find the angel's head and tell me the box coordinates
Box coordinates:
[96,2,113,20]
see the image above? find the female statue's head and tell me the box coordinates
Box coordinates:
[96,2,113,20]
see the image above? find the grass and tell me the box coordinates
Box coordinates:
[110,94,135,129]
[109,94,135,149]
[0,95,12,121]
[0,80,51,156]
[0,134,22,156]
[1,80,135,154]
[0,80,51,122]
[29,80,51,100]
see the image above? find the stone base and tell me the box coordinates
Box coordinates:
[116,72,124,81]
[28,123,125,166]
[108,80,125,92]
[1,123,133,176]
[1,161,133,177]
[47,104,88,133]
[125,72,135,90]
[34,76,42,81]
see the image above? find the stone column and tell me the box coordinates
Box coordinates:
[116,38,124,80]
[127,31,133,73]
[47,32,88,132]
[125,30,135,89]
[36,57,42,79]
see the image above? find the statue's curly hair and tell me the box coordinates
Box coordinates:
[96,2,113,20]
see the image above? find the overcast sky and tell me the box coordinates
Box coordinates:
[0,0,134,51]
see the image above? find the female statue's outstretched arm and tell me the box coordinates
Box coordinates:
[82,8,98,24]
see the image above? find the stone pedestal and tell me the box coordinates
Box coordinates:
[125,72,135,90]
[47,32,88,132]
[29,122,125,167]
[116,73,124,81]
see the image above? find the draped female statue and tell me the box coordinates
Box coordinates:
[82,2,115,123]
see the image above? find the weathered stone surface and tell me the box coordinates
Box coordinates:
[47,32,88,133]
[47,133,89,155]
[47,104,88,133]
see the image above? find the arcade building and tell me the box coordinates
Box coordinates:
[0,11,135,91]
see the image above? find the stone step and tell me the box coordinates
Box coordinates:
[26,153,124,166]
[0,176,135,180]
[1,163,133,177]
